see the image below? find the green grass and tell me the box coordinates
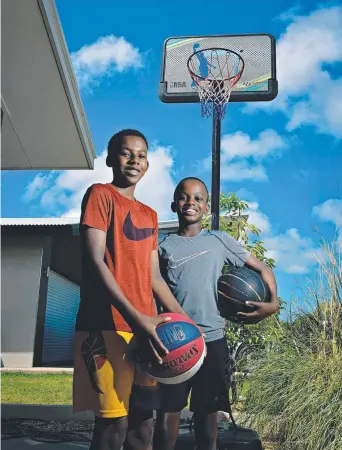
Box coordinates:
[1,372,73,404]
[235,377,250,398]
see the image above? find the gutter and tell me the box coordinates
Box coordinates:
[38,0,97,169]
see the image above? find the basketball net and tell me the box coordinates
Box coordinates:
[187,48,244,120]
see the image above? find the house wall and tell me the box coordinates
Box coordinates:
[0,223,179,368]
[1,233,44,367]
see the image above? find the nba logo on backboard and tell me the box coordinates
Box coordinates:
[169,81,187,88]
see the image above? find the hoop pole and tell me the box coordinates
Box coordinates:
[211,110,221,230]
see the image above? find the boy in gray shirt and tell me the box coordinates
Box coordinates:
[154,177,278,450]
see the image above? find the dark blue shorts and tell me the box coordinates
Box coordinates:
[158,337,232,414]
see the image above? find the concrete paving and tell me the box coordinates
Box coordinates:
[2,404,93,421]
[2,403,238,449]
[2,404,193,422]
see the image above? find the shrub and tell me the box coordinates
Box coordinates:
[242,239,342,450]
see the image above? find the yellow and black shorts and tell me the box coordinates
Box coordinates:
[73,331,159,418]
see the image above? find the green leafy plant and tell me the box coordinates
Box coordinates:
[202,192,275,268]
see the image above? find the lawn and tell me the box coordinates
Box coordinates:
[1,372,276,448]
[1,371,249,410]
[1,372,73,404]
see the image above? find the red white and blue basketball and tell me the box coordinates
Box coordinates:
[218,266,271,324]
[141,313,205,385]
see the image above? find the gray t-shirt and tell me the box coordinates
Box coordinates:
[158,230,250,342]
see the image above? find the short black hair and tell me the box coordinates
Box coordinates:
[106,129,148,168]
[174,177,209,202]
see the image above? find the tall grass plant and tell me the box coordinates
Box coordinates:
[242,239,342,450]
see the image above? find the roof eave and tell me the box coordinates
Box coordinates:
[38,0,96,168]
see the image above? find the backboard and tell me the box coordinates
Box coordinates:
[159,33,277,103]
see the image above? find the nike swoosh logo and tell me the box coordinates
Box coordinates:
[168,250,211,269]
[123,211,155,241]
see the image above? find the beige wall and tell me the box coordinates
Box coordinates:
[1,235,44,367]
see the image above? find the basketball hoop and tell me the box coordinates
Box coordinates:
[187,48,244,119]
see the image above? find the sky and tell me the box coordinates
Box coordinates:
[1,0,342,308]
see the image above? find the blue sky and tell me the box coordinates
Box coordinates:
[1,1,342,307]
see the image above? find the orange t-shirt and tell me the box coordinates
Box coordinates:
[76,183,158,332]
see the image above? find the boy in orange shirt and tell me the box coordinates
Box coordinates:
[73,129,186,450]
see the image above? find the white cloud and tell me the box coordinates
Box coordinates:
[244,6,342,138]
[221,129,287,162]
[313,199,342,227]
[71,35,143,90]
[313,199,342,246]
[221,162,267,181]
[286,76,342,137]
[22,172,54,202]
[201,129,287,182]
[135,146,176,219]
[234,189,270,232]
[232,187,318,273]
[246,202,271,234]
[263,228,317,274]
[235,188,257,202]
[230,191,271,234]
[234,190,317,274]
[24,145,176,221]
[276,5,301,22]
[277,7,342,95]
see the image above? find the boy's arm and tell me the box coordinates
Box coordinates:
[150,249,187,316]
[238,254,278,321]
[85,227,171,363]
